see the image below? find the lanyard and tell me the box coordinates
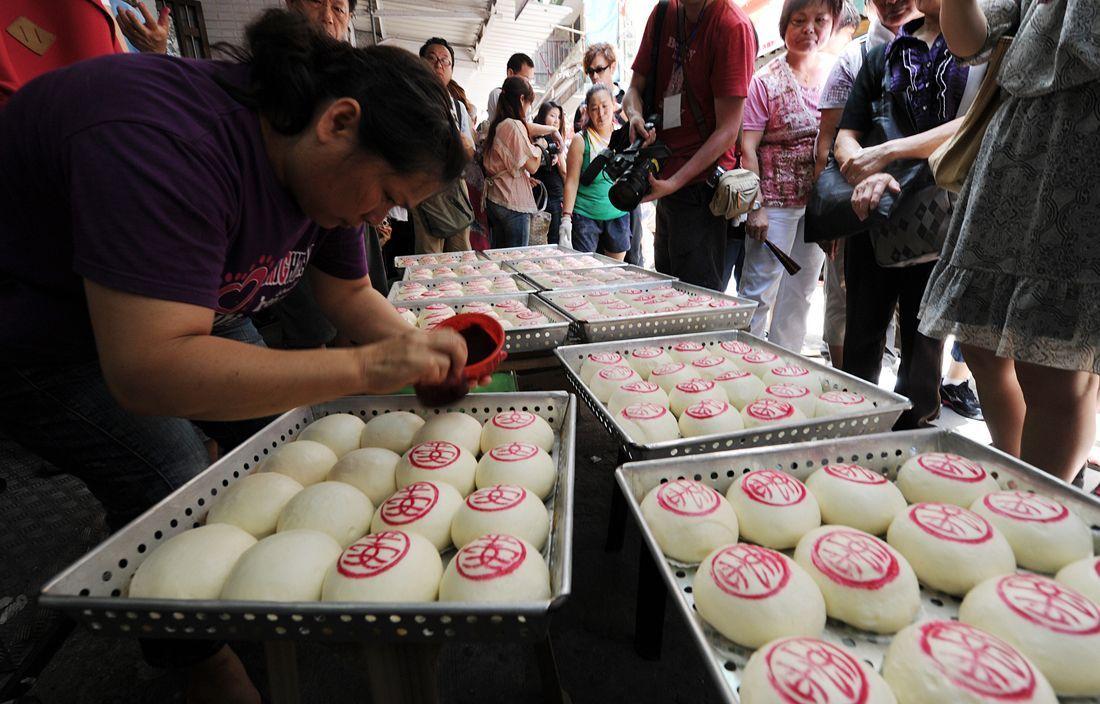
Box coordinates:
[674,0,710,69]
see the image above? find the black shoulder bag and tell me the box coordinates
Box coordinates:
[415,96,475,238]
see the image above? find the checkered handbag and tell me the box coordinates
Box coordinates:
[869,184,956,267]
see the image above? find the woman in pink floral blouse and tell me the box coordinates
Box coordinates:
[738,0,842,353]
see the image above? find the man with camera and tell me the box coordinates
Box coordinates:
[623,0,757,291]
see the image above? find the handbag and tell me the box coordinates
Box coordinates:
[415,178,474,239]
[804,44,935,244]
[929,37,1012,193]
[709,168,761,219]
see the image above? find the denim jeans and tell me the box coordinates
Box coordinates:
[572,213,632,254]
[0,317,272,531]
[486,200,530,249]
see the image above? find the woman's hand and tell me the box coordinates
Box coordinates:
[357,328,467,394]
[746,207,769,241]
[851,173,901,221]
[840,142,898,185]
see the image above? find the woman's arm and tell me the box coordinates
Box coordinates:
[839,117,965,183]
[310,268,411,343]
[834,129,867,183]
[940,0,992,58]
[740,130,770,241]
[815,108,844,179]
[555,141,568,179]
[562,137,585,217]
[85,281,466,421]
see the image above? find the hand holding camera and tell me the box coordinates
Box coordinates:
[580,115,671,212]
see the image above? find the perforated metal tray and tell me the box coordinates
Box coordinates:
[616,429,1100,704]
[387,273,537,303]
[476,244,580,261]
[394,251,482,269]
[518,265,679,293]
[401,260,509,281]
[556,330,909,460]
[541,282,756,343]
[40,393,576,644]
[393,294,572,355]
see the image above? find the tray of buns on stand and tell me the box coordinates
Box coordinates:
[503,252,625,276]
[617,427,1100,704]
[476,244,581,261]
[556,329,910,461]
[394,251,481,269]
[402,259,507,281]
[387,273,537,303]
[540,282,757,343]
[518,265,678,293]
[392,294,571,355]
[40,392,577,644]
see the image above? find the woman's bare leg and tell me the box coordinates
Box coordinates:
[1015,361,1100,482]
[960,344,1025,456]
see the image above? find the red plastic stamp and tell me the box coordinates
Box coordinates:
[488,442,539,463]
[380,482,440,525]
[408,441,460,470]
[467,485,527,512]
[982,491,1069,523]
[822,464,887,485]
[621,403,669,421]
[455,534,528,581]
[918,620,1037,700]
[811,530,899,590]
[745,398,796,421]
[655,479,720,517]
[492,411,536,429]
[908,503,993,544]
[763,638,868,704]
[996,574,1100,635]
[337,531,411,579]
[741,470,806,506]
[915,453,988,483]
[684,399,730,419]
[710,544,791,599]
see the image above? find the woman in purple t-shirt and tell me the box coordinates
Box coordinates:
[0,11,469,700]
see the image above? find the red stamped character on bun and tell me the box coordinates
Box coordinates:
[455,534,528,581]
[982,491,1069,523]
[823,464,887,485]
[380,482,440,525]
[684,399,731,419]
[492,411,536,430]
[466,485,527,512]
[742,469,806,506]
[408,441,460,470]
[918,620,1038,700]
[710,544,791,599]
[811,529,899,590]
[488,442,539,463]
[745,398,797,421]
[908,503,993,544]
[996,574,1100,636]
[915,453,988,482]
[337,531,411,579]
[655,479,720,517]
[763,638,868,704]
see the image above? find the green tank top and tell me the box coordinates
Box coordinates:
[575,130,628,221]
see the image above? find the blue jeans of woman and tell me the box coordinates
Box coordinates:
[0,317,272,667]
[486,200,530,249]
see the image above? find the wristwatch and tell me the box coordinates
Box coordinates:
[751,199,762,212]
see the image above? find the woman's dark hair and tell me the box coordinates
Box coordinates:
[534,101,565,140]
[485,76,534,155]
[779,0,844,37]
[223,10,465,181]
[584,82,613,108]
[836,1,861,31]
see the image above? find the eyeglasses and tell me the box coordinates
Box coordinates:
[585,64,611,77]
[426,56,453,67]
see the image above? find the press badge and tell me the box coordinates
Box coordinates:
[663,93,682,129]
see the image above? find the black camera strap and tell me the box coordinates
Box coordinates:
[642,0,669,115]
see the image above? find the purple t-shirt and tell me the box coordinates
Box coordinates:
[0,53,367,364]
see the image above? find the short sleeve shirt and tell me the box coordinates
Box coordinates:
[631,0,757,182]
[819,19,895,110]
[0,54,367,364]
[483,119,540,213]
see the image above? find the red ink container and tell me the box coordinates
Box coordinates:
[414,313,507,407]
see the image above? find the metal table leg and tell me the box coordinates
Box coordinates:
[532,633,570,704]
[361,643,441,703]
[264,641,301,704]
[633,542,667,661]
[603,447,631,552]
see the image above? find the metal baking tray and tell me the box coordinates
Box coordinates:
[476,244,580,261]
[541,282,757,344]
[393,293,572,355]
[401,260,509,281]
[616,428,1100,704]
[393,251,482,269]
[556,330,909,461]
[387,273,537,303]
[40,393,576,643]
[503,252,626,276]
[518,265,679,293]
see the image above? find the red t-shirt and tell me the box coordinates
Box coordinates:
[632,0,757,183]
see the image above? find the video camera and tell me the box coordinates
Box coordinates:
[579,116,671,212]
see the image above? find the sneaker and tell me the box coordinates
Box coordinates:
[941,381,984,421]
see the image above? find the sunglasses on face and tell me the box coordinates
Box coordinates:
[585,64,611,77]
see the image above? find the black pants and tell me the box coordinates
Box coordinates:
[625,207,643,266]
[842,233,944,429]
[654,183,732,292]
[545,197,563,245]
